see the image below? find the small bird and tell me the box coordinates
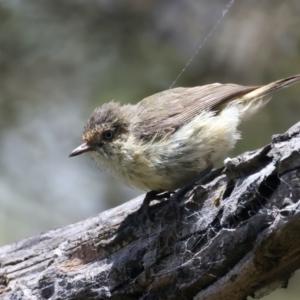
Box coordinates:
[70,75,300,212]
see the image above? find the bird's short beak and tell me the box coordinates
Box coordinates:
[69,143,92,157]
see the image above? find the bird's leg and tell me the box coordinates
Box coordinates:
[136,190,171,222]
[136,163,223,223]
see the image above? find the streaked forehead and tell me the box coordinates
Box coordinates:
[82,125,104,144]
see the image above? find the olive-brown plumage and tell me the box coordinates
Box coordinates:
[70,75,300,192]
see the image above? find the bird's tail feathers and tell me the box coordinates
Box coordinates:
[243,74,300,100]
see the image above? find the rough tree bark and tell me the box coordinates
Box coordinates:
[1,122,300,300]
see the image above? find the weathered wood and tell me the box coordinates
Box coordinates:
[1,122,300,300]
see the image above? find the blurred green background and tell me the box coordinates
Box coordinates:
[0,0,300,298]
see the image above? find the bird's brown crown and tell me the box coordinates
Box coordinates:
[83,102,129,146]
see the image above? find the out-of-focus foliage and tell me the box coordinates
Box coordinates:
[0,2,300,297]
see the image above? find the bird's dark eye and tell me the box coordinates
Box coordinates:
[103,130,114,140]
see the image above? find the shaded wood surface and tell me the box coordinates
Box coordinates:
[1,123,300,299]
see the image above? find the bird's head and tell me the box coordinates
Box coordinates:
[69,102,130,159]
